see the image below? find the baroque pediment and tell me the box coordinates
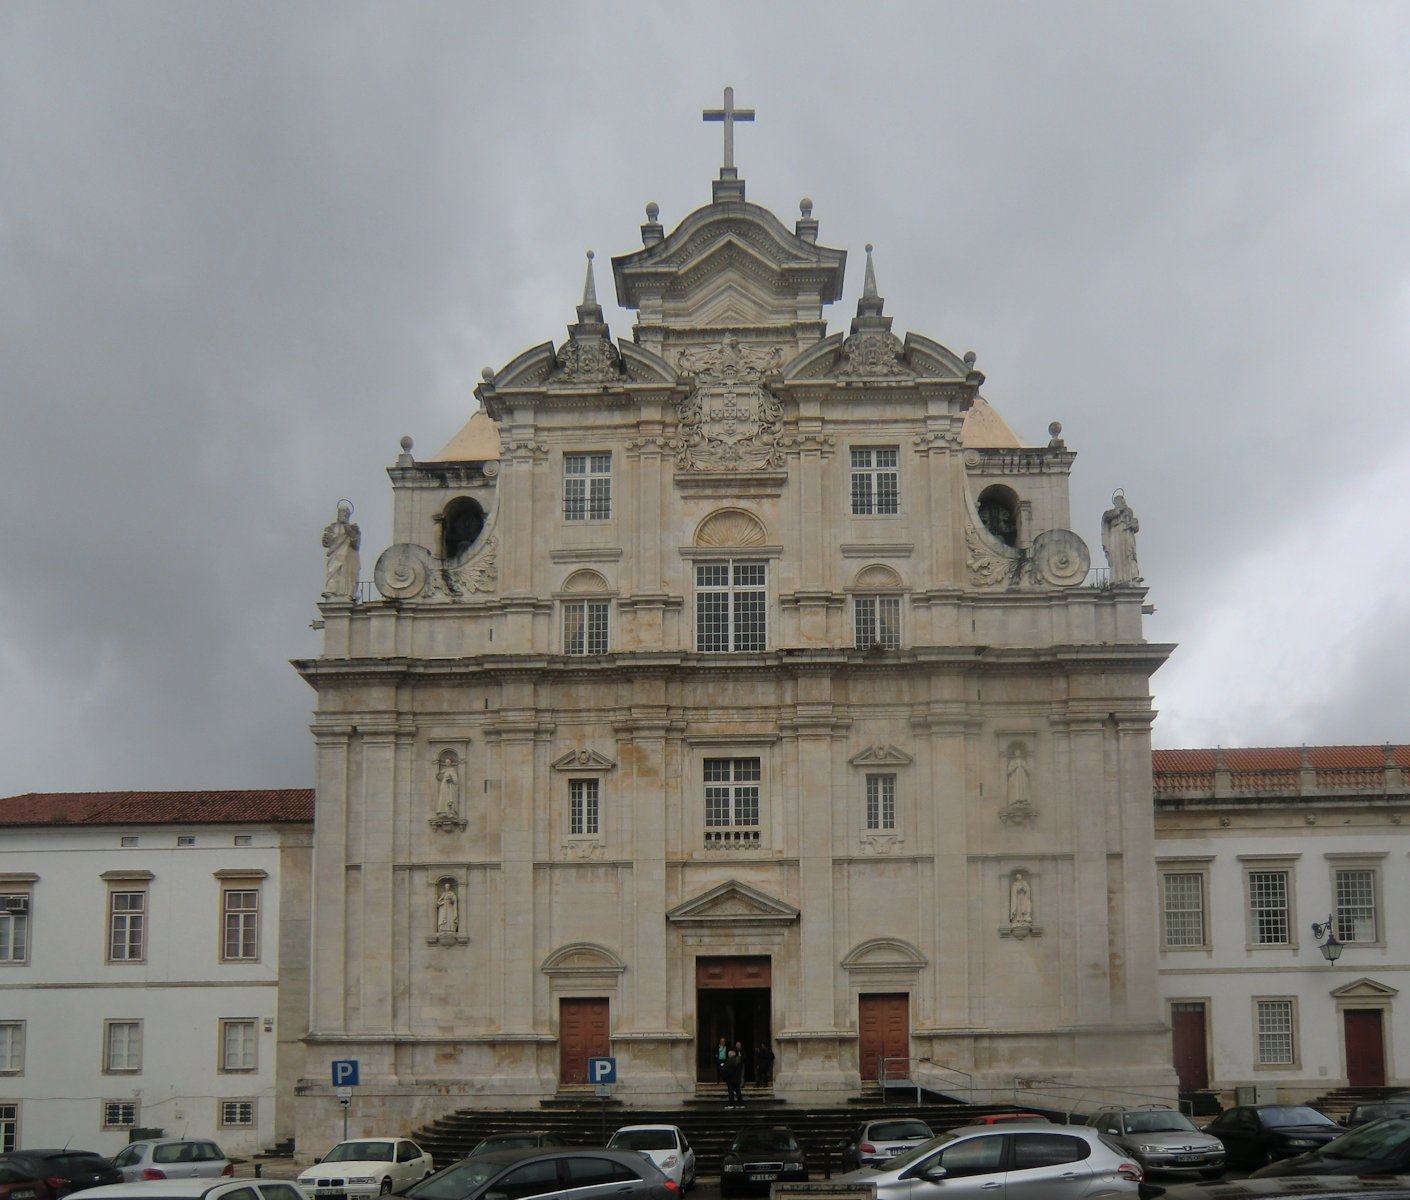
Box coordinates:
[667,880,799,927]
[849,744,913,767]
[551,749,617,772]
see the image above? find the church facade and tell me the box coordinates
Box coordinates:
[296,106,1175,1141]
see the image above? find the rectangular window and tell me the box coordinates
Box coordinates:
[120,835,139,847]
[0,1022,23,1074]
[176,835,196,847]
[108,890,146,962]
[1162,872,1207,948]
[563,453,611,521]
[222,889,260,962]
[103,1100,138,1129]
[1248,870,1290,945]
[563,600,610,656]
[0,895,29,964]
[233,835,253,847]
[569,779,600,836]
[1335,868,1377,943]
[220,1100,255,1128]
[695,561,766,652]
[220,1019,257,1072]
[865,774,897,830]
[853,595,901,649]
[104,1021,142,1073]
[1256,999,1296,1065]
[0,1103,15,1152]
[704,758,761,846]
[850,447,899,515]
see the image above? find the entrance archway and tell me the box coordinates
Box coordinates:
[696,956,771,1082]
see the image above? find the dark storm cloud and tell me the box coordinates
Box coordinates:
[2,1,1407,790]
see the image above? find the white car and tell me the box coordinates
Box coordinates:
[298,1139,434,1200]
[606,1125,696,1190]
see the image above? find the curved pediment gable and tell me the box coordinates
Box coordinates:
[541,941,627,975]
[841,937,928,970]
[666,879,799,927]
[486,341,557,391]
[619,342,678,384]
[781,334,846,381]
[902,333,971,378]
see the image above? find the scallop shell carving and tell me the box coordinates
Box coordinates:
[562,569,610,593]
[695,509,768,547]
[855,564,903,589]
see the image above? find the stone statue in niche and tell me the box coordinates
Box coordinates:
[1009,870,1034,926]
[435,752,460,818]
[435,880,459,934]
[1006,744,1031,806]
[321,500,361,598]
[1101,489,1143,584]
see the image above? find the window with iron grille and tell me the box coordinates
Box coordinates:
[220,1100,255,1128]
[865,774,897,830]
[1256,999,1295,1065]
[1248,871,1290,945]
[563,453,611,521]
[108,890,146,962]
[0,1022,23,1073]
[104,1021,141,1073]
[0,1103,15,1152]
[222,889,260,961]
[563,600,609,655]
[704,758,761,845]
[569,779,600,836]
[221,1019,257,1072]
[853,595,901,649]
[103,1100,138,1129]
[1335,868,1377,943]
[0,896,28,964]
[695,561,766,652]
[850,448,899,515]
[1162,872,1206,948]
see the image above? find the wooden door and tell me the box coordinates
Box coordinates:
[858,993,909,1081]
[1345,1008,1386,1087]
[1171,1001,1209,1090]
[559,997,610,1085]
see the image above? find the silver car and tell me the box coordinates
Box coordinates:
[1089,1107,1225,1178]
[110,1143,231,1183]
[836,1121,1145,1199]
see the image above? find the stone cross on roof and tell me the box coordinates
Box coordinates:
[702,86,755,172]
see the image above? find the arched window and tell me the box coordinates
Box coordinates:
[442,498,485,560]
[977,485,1019,547]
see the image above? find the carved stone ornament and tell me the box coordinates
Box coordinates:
[860,832,905,855]
[964,525,1016,589]
[1028,529,1091,588]
[554,337,622,382]
[375,535,499,601]
[835,331,911,377]
[671,337,787,471]
[562,839,605,861]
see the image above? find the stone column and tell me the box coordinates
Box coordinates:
[357,723,399,1037]
[309,724,353,1036]
[1066,716,1113,1026]
[493,689,542,1036]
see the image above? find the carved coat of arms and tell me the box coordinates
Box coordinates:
[672,336,786,471]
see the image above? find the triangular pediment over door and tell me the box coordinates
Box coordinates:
[666,879,799,928]
[1330,978,1399,1000]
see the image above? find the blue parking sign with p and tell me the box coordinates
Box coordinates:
[588,1057,616,1084]
[331,1059,360,1087]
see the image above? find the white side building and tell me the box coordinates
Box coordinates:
[1154,745,1410,1105]
[0,790,312,1156]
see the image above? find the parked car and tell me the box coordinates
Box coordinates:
[69,1181,307,1200]
[466,1133,569,1157]
[606,1126,696,1190]
[1089,1106,1226,1178]
[835,1122,1146,1199]
[1203,1106,1341,1169]
[403,1148,676,1200]
[0,1160,53,1200]
[967,1112,1052,1125]
[111,1142,231,1183]
[1251,1115,1410,1178]
[719,1127,807,1197]
[1144,1178,1410,1199]
[297,1139,434,1200]
[1346,1105,1410,1128]
[0,1153,122,1199]
[840,1118,935,1171]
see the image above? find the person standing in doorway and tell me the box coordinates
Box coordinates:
[756,1040,775,1087]
[716,1036,728,1082]
[723,1044,745,1107]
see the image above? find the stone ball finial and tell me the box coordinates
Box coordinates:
[964,350,977,367]
[400,435,414,453]
[480,366,495,382]
[800,197,813,218]
[586,249,594,261]
[865,243,874,254]
[646,201,660,221]
[1047,422,1062,439]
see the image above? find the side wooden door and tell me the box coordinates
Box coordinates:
[1171,1001,1210,1090]
[858,993,909,1081]
[559,997,610,1086]
[1344,1008,1386,1087]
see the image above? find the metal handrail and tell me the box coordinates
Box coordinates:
[912,1059,975,1106]
[1010,1077,1189,1122]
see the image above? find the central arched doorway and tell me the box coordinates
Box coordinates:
[696,956,771,1082]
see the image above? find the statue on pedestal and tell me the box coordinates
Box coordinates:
[1009,871,1034,927]
[321,500,361,598]
[1101,490,1142,584]
[436,880,459,935]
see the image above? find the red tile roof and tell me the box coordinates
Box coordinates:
[0,790,314,826]
[1152,746,1410,795]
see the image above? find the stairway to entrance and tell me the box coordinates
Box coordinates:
[408,1095,1056,1178]
[1303,1085,1410,1123]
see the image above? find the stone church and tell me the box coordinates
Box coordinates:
[296,94,1175,1140]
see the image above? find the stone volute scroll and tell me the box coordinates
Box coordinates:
[321,500,361,599]
[429,749,468,832]
[1000,868,1042,940]
[1101,488,1143,584]
[999,741,1037,827]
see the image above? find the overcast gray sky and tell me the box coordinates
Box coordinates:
[3,1,1408,793]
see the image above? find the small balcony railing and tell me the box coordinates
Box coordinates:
[704,828,761,849]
